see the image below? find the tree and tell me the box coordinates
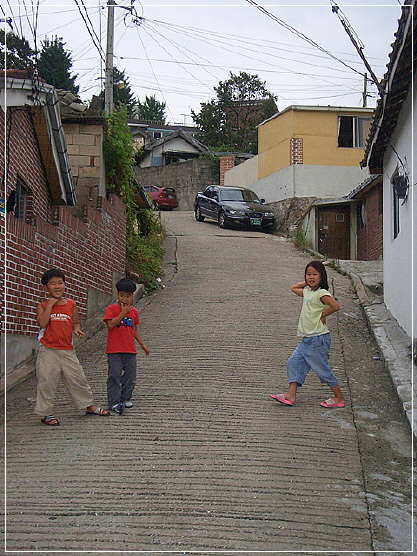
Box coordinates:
[0,30,35,70]
[99,68,137,117]
[135,95,166,123]
[36,36,79,93]
[192,71,278,154]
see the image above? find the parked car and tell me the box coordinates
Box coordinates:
[194,185,276,231]
[142,185,178,210]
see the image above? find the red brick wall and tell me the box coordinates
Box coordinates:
[219,156,235,186]
[5,107,54,221]
[1,104,127,362]
[356,184,383,260]
[5,195,126,338]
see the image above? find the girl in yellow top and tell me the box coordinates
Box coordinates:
[270,260,345,408]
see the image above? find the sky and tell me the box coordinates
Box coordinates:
[2,1,404,124]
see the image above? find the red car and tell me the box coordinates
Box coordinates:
[143,185,178,210]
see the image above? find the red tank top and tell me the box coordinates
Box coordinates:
[38,299,75,350]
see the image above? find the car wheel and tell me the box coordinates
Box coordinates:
[218,211,227,228]
[195,205,205,221]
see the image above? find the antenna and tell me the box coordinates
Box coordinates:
[330,0,384,96]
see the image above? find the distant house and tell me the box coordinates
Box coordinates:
[361,0,415,338]
[137,129,208,168]
[226,105,373,201]
[127,119,199,141]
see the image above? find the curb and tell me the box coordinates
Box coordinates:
[339,267,415,435]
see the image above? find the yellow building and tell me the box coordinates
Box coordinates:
[258,105,374,179]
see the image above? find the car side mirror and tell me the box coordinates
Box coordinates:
[260,199,265,204]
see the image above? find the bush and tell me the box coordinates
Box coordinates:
[103,107,165,290]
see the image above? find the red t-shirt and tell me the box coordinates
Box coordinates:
[103,304,140,354]
[38,299,75,350]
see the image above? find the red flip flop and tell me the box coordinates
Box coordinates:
[270,394,294,406]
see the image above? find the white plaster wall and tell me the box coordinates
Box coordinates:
[224,156,258,188]
[252,165,295,202]
[382,88,415,338]
[250,164,370,204]
[162,137,199,153]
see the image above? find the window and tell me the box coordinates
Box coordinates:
[7,179,32,222]
[153,131,161,139]
[338,116,372,148]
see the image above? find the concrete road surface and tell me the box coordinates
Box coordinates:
[4,211,413,553]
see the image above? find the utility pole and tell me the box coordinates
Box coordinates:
[331,0,384,96]
[104,0,116,115]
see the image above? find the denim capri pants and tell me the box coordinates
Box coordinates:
[286,333,338,388]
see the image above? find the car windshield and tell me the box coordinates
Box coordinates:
[219,189,260,203]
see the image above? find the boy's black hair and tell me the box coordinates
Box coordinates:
[116,278,136,294]
[41,269,66,285]
[305,260,329,290]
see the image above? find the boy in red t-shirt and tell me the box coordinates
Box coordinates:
[35,269,110,426]
[103,278,150,414]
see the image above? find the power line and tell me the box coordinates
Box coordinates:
[73,0,105,63]
[244,0,365,78]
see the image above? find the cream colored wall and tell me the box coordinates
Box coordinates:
[258,108,373,179]
[224,156,258,187]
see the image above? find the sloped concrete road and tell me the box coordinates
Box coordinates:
[4,211,413,554]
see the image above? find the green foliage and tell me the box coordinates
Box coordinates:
[127,210,165,289]
[36,36,79,93]
[0,30,35,70]
[292,226,313,252]
[198,151,221,183]
[192,71,278,154]
[103,106,165,289]
[136,95,166,122]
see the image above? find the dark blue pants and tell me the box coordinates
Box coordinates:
[107,353,137,407]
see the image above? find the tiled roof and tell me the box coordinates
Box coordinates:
[361,0,415,172]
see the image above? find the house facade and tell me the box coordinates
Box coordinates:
[361,0,415,338]
[137,129,208,168]
[1,72,127,382]
[225,105,373,204]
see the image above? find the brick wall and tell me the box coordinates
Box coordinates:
[2,105,127,377]
[290,138,303,165]
[357,184,383,260]
[219,156,235,185]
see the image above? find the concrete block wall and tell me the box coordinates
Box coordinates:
[63,121,106,209]
[133,158,215,210]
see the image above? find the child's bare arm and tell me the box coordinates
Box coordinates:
[291,281,307,297]
[72,304,84,338]
[36,298,58,329]
[133,326,150,356]
[320,295,339,324]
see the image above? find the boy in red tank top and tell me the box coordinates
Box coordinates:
[35,269,110,425]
